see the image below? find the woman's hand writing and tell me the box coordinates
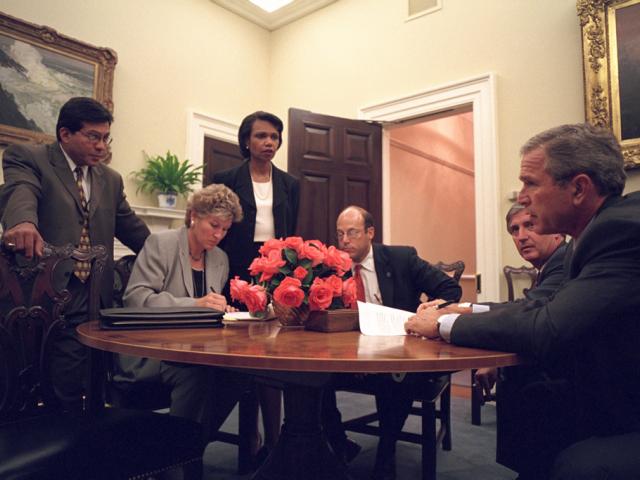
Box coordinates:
[195,292,227,311]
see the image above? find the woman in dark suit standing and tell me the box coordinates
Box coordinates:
[213,110,299,463]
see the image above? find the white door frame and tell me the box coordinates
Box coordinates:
[358,73,500,301]
[185,110,238,167]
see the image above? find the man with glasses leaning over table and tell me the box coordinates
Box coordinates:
[0,97,150,410]
[406,123,640,480]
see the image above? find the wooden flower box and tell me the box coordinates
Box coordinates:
[304,308,359,333]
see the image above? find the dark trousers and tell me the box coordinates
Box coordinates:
[321,373,441,459]
[496,367,576,479]
[551,431,640,480]
[49,275,91,410]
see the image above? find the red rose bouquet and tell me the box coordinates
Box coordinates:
[230,236,356,318]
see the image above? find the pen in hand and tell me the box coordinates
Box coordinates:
[436,300,457,310]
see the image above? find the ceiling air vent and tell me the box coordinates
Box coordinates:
[408,0,442,20]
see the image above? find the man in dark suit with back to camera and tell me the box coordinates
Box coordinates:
[406,123,640,480]
[324,205,462,480]
[1,97,150,409]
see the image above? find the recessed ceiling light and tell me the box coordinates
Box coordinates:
[249,0,294,13]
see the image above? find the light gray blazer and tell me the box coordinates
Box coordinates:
[116,226,229,383]
[123,226,229,308]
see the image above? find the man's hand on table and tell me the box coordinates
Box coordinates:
[405,300,472,339]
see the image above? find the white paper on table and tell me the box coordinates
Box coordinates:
[357,301,412,336]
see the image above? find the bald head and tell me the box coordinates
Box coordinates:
[336,206,375,263]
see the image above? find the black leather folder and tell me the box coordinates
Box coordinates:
[99,306,224,330]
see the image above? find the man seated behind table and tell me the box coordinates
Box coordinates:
[474,202,566,395]
[114,184,250,441]
[323,205,462,480]
[0,97,150,409]
[406,123,640,480]
[474,202,566,474]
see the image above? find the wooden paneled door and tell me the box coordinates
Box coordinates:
[288,108,382,245]
[202,137,243,186]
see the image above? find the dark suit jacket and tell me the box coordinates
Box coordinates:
[372,244,462,311]
[523,241,568,301]
[1,143,150,307]
[213,160,299,279]
[452,193,640,438]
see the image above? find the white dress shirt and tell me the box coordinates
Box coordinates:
[61,145,91,202]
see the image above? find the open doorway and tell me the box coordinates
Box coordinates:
[387,107,477,303]
[359,73,500,303]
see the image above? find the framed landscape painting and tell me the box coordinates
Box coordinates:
[578,0,640,169]
[0,12,117,146]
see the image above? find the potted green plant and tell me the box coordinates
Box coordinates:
[131,151,203,208]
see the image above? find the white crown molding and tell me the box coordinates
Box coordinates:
[210,0,337,31]
[359,73,501,302]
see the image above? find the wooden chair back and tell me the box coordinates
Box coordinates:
[112,254,137,307]
[0,243,107,421]
[434,260,465,283]
[503,265,538,301]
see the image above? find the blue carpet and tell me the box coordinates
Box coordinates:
[203,392,516,479]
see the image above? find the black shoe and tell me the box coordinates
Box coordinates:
[371,453,396,480]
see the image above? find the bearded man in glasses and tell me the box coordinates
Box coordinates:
[1,97,150,409]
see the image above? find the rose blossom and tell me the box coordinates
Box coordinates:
[283,236,304,251]
[324,274,343,296]
[308,277,334,311]
[293,266,309,281]
[229,276,249,303]
[297,239,326,266]
[342,277,357,308]
[324,246,352,276]
[273,277,305,308]
[249,249,286,282]
[259,238,285,257]
[244,284,267,314]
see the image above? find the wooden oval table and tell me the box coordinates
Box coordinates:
[78,320,521,480]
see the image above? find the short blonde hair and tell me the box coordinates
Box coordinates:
[184,184,243,227]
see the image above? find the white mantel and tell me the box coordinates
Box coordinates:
[114,205,185,259]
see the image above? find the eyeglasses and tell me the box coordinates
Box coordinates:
[336,229,364,240]
[78,130,112,146]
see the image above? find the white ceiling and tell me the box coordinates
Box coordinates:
[210,0,337,31]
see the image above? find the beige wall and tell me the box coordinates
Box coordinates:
[268,0,587,274]
[3,0,640,295]
[0,0,271,206]
[268,0,640,279]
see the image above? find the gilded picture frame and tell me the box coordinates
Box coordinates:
[0,12,117,146]
[578,0,640,169]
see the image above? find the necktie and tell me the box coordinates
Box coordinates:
[73,167,91,282]
[354,264,366,303]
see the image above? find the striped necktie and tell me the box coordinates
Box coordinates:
[73,167,91,282]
